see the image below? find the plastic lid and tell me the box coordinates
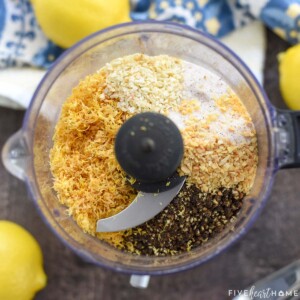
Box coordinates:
[115,112,184,183]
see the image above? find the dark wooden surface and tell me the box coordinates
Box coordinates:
[1,29,300,300]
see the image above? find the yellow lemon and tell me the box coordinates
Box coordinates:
[0,221,47,300]
[279,44,300,110]
[31,0,131,48]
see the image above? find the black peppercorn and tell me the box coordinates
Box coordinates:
[122,184,244,256]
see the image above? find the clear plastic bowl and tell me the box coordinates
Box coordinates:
[2,21,300,276]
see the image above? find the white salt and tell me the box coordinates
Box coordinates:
[169,61,251,145]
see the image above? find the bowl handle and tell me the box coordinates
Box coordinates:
[275,109,300,169]
[1,130,29,181]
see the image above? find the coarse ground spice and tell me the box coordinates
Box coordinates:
[101,54,183,114]
[122,184,244,256]
[175,96,258,194]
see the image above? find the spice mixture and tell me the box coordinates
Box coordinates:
[101,54,183,114]
[123,184,244,256]
[50,53,258,255]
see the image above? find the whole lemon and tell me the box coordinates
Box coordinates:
[31,0,131,48]
[0,221,47,300]
[279,44,300,110]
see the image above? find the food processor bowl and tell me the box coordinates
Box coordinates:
[2,22,300,277]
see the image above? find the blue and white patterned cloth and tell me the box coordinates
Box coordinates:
[132,0,300,44]
[0,0,63,69]
[0,0,299,69]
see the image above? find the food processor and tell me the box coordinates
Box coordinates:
[2,22,300,287]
